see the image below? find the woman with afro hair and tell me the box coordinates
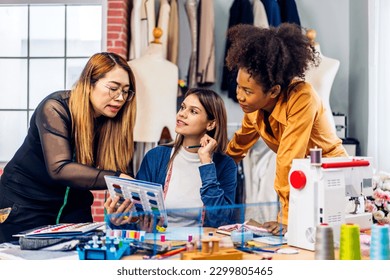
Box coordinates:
[225,23,347,235]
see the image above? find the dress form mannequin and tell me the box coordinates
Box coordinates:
[305,29,339,132]
[129,28,179,171]
[129,27,178,143]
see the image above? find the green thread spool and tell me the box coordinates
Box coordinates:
[339,223,361,260]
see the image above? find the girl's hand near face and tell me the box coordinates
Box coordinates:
[198,134,217,164]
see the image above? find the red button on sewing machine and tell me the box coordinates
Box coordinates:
[290,170,306,189]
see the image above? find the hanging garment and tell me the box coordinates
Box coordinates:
[128,0,156,60]
[196,0,216,86]
[167,0,179,65]
[243,139,278,223]
[221,0,254,103]
[278,0,301,25]
[253,0,269,28]
[157,0,171,59]
[185,0,198,88]
[261,0,282,27]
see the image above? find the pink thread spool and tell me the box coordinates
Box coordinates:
[310,147,322,166]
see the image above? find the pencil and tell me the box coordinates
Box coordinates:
[185,145,202,149]
[157,246,187,259]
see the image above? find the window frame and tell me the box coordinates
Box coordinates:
[0,0,106,161]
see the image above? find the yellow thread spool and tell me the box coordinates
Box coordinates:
[339,223,361,260]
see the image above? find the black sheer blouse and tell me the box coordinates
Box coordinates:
[1,91,120,220]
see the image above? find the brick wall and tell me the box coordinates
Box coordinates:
[106,0,130,59]
[92,190,107,222]
[92,0,130,222]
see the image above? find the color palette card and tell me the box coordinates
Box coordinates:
[14,222,105,238]
[104,176,168,228]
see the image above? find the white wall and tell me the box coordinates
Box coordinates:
[296,0,369,155]
[349,0,369,156]
[296,0,350,117]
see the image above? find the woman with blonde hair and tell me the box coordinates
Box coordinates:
[0,52,136,242]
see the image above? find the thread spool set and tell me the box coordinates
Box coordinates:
[314,223,390,260]
[314,223,360,260]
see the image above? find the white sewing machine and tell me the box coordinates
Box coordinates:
[287,156,374,251]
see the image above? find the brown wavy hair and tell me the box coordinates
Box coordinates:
[225,23,320,93]
[69,52,136,173]
[168,88,228,168]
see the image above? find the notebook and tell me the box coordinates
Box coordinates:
[104,176,168,229]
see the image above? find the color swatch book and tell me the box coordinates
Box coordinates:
[14,222,105,238]
[104,176,168,228]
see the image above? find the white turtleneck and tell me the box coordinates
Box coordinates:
[164,147,204,227]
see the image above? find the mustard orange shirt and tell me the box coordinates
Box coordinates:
[227,81,347,224]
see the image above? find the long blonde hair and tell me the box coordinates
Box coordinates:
[69,52,136,173]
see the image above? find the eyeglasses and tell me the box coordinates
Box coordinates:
[101,83,135,101]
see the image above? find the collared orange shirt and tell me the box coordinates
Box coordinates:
[227,81,347,224]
